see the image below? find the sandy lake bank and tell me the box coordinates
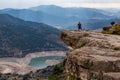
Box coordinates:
[0,51,66,74]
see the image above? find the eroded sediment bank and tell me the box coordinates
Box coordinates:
[0,51,66,74]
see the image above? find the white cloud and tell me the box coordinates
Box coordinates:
[0,0,120,9]
[61,3,120,8]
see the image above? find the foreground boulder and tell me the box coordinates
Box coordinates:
[61,31,120,80]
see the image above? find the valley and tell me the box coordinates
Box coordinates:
[0,3,120,80]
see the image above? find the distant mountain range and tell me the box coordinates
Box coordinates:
[0,5,120,30]
[0,14,68,57]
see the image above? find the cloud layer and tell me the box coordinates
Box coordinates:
[0,0,120,9]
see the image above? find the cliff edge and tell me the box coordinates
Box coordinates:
[61,30,120,80]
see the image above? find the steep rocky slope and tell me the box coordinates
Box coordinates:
[0,66,54,80]
[61,31,120,80]
[0,62,66,80]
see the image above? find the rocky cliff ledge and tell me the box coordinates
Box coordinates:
[61,31,120,80]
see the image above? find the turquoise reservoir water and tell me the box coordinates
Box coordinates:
[29,56,66,69]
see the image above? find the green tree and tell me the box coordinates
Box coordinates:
[111,21,115,26]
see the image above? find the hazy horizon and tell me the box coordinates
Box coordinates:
[0,0,120,9]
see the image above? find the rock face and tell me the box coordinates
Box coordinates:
[61,31,120,80]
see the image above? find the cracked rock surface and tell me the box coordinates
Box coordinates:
[61,31,120,80]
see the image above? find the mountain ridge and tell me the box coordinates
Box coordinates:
[1,5,119,30]
[0,14,68,57]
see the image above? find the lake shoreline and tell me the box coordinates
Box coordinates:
[0,51,66,74]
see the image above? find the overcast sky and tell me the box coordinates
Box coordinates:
[0,0,120,9]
